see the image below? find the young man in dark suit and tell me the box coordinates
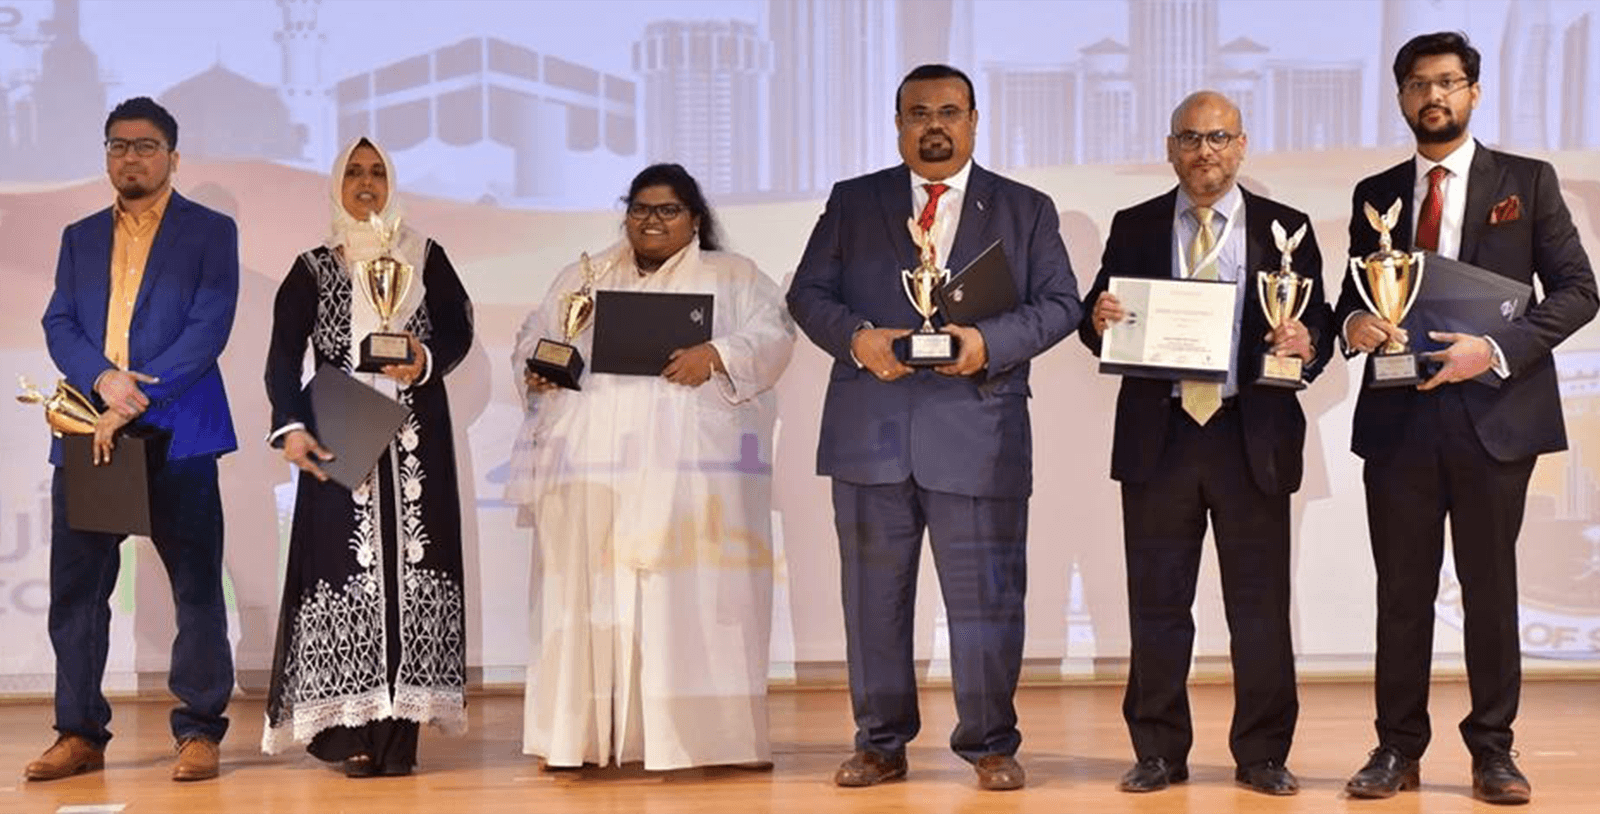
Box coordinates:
[787,64,1080,791]
[1080,90,1334,797]
[1337,32,1597,805]
[27,97,240,783]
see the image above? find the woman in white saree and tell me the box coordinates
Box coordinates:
[508,163,795,770]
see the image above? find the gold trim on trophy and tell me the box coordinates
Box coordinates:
[898,216,958,365]
[17,375,99,437]
[528,251,612,389]
[1349,199,1426,387]
[1254,220,1313,388]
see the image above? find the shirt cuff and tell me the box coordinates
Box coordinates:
[849,320,873,368]
[1339,311,1367,350]
[266,422,305,448]
[408,345,436,388]
[1484,335,1510,379]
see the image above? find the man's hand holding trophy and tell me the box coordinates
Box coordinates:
[1254,220,1315,388]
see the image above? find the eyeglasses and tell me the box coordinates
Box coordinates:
[1171,130,1240,152]
[903,106,971,127]
[1401,75,1472,96]
[105,138,167,158]
[626,202,686,221]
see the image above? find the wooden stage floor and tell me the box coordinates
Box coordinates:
[2,679,1596,813]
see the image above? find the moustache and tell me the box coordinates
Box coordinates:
[1420,104,1451,117]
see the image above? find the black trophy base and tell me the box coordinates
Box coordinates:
[1255,352,1307,390]
[894,330,959,367]
[1367,351,1422,389]
[62,425,171,537]
[356,332,415,373]
[528,340,585,390]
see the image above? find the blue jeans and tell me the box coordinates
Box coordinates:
[48,454,232,747]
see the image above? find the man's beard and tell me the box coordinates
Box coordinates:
[115,176,158,200]
[1408,106,1466,144]
[918,132,954,162]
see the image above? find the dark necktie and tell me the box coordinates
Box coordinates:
[1415,165,1449,252]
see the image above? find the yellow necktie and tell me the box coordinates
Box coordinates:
[1181,206,1223,425]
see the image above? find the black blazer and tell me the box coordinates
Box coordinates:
[1333,143,1598,462]
[1079,186,1334,496]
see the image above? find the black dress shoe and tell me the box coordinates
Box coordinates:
[1118,755,1188,792]
[1344,746,1419,799]
[1472,753,1531,805]
[833,750,907,787]
[1235,759,1299,795]
[342,754,379,778]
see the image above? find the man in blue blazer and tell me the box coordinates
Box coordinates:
[27,97,239,783]
[1338,33,1596,805]
[787,64,1080,791]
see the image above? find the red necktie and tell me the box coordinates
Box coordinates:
[1415,165,1448,252]
[918,183,949,233]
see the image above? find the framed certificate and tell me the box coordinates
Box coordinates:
[1098,276,1236,381]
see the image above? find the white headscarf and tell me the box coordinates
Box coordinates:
[326,137,428,349]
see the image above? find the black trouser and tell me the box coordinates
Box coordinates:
[1120,402,1298,768]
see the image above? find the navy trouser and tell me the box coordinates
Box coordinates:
[833,477,1028,762]
[48,454,232,747]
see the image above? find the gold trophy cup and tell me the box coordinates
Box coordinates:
[354,214,417,373]
[1349,199,1426,388]
[897,216,959,365]
[528,252,609,390]
[16,375,98,436]
[1255,220,1314,388]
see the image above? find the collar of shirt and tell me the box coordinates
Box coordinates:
[1413,136,1476,186]
[909,159,973,201]
[1172,183,1244,278]
[114,186,174,235]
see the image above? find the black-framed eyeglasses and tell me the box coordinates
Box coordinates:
[1171,130,1240,152]
[105,138,167,158]
[626,202,686,221]
[903,106,971,127]
[1401,75,1472,97]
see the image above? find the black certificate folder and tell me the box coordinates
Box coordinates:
[938,239,1019,325]
[1407,254,1532,387]
[305,365,412,490]
[591,291,715,375]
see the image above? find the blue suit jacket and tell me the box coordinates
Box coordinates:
[41,190,240,465]
[787,163,1081,498]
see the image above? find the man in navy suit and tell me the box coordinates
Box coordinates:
[1337,33,1596,805]
[27,97,240,783]
[787,64,1080,791]
[1079,91,1333,797]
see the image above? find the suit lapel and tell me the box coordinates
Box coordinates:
[132,190,185,319]
[946,164,993,272]
[81,209,115,352]
[1459,142,1500,265]
[875,165,917,272]
[1143,189,1178,280]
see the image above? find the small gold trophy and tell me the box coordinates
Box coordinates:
[16,375,98,436]
[354,214,417,373]
[528,252,609,390]
[1254,220,1314,389]
[1349,199,1426,388]
[897,216,958,365]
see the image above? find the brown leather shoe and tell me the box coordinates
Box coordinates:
[974,754,1025,790]
[24,734,104,781]
[833,750,907,787]
[172,737,220,781]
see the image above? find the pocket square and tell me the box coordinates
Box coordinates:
[1489,194,1522,225]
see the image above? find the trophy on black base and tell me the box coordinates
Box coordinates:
[527,251,610,390]
[1350,199,1426,388]
[1254,220,1314,389]
[895,215,959,366]
[354,214,417,373]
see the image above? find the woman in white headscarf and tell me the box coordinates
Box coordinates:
[261,137,473,777]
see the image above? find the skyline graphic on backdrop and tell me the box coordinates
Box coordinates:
[0,0,1597,207]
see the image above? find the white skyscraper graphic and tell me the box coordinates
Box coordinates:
[1129,0,1217,161]
[276,0,330,166]
[1562,13,1600,150]
[1378,0,1471,147]
[1500,0,1552,151]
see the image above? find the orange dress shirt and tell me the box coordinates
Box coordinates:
[104,187,172,369]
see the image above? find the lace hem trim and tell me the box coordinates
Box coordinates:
[260,686,467,754]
